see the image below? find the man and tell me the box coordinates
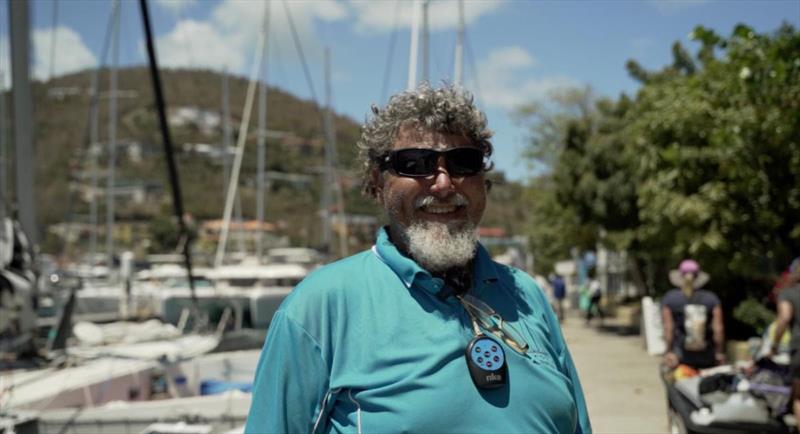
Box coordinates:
[662,259,726,369]
[768,257,800,421]
[245,84,591,433]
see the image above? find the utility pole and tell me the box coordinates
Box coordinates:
[9,0,37,244]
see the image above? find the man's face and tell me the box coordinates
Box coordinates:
[374,124,487,253]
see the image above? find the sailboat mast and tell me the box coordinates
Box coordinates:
[256,1,270,263]
[321,48,333,254]
[88,67,100,264]
[221,69,246,256]
[214,31,266,269]
[106,0,120,273]
[421,0,430,83]
[87,1,118,266]
[454,0,464,85]
[0,71,6,220]
[9,0,37,244]
[222,68,231,206]
[323,48,348,258]
[407,0,421,90]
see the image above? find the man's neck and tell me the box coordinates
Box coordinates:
[435,262,474,299]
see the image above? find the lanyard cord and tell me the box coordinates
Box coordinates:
[457,295,483,336]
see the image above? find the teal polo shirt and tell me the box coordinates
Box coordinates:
[246,228,591,433]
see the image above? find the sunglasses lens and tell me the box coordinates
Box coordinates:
[389,148,483,177]
[446,148,484,176]
[392,149,438,176]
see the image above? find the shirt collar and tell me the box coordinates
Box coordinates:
[372,226,499,297]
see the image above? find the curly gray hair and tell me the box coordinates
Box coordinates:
[357,83,494,198]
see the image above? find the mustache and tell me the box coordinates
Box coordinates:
[414,194,468,209]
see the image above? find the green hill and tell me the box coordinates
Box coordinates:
[8,67,529,259]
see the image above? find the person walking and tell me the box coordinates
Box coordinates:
[661,259,726,369]
[585,271,604,325]
[551,273,567,322]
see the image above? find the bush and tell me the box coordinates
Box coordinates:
[733,297,775,336]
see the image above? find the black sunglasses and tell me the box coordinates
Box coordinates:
[378,147,485,178]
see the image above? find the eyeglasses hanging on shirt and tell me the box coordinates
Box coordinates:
[458,294,530,355]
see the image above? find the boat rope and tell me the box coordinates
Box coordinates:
[138,0,199,319]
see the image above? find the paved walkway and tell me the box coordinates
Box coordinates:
[561,314,669,433]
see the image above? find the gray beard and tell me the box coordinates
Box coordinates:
[404,221,478,273]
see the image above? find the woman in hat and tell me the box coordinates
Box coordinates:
[661,259,726,369]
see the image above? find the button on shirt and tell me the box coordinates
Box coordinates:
[245,228,592,433]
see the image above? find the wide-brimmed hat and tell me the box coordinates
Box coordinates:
[669,259,710,289]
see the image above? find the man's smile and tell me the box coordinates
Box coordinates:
[414,195,469,221]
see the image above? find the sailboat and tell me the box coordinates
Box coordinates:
[149,1,327,333]
[0,2,238,432]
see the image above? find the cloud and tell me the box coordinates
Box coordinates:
[155,0,348,73]
[153,20,246,71]
[471,46,577,110]
[348,0,505,33]
[154,0,198,14]
[487,46,536,69]
[648,0,709,14]
[32,26,97,81]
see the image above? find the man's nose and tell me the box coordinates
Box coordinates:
[429,157,455,197]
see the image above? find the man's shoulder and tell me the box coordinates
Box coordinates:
[297,249,378,290]
[277,249,382,321]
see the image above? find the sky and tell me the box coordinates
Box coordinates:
[1,0,798,182]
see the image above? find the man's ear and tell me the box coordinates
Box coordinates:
[370,168,384,203]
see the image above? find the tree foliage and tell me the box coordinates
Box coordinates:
[520,24,800,305]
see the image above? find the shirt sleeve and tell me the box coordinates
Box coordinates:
[245,310,330,434]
